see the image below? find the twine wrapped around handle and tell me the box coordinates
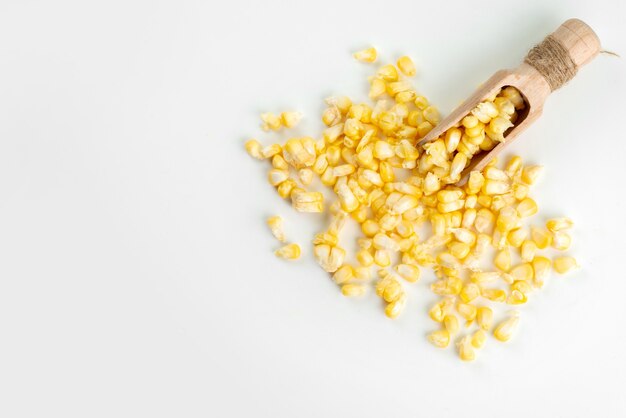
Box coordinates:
[523,19,601,92]
[524,35,577,91]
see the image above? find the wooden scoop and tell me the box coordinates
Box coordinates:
[417,18,601,184]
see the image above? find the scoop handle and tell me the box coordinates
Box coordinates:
[523,18,601,91]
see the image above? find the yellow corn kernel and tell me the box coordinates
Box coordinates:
[552,231,572,251]
[510,263,534,282]
[245,139,264,159]
[385,294,406,319]
[266,216,286,242]
[532,256,551,288]
[520,240,537,262]
[482,288,506,303]
[477,194,492,208]
[497,207,521,232]
[341,283,366,297]
[546,217,574,232]
[313,244,345,273]
[268,169,289,186]
[417,121,434,137]
[353,47,377,63]
[376,64,398,82]
[374,249,391,267]
[271,154,288,171]
[460,282,481,303]
[395,264,420,282]
[494,248,512,272]
[474,208,495,234]
[429,298,454,322]
[333,265,355,284]
[280,111,302,128]
[297,168,313,186]
[356,249,374,267]
[511,279,532,294]
[456,302,477,321]
[373,233,400,252]
[502,86,525,109]
[482,179,510,195]
[507,228,527,248]
[531,226,552,249]
[493,312,520,342]
[553,256,579,274]
[283,138,316,168]
[448,241,471,259]
[275,243,301,260]
[461,208,477,229]
[471,329,487,349]
[505,156,523,177]
[261,112,282,131]
[396,55,417,76]
[261,143,282,159]
[291,190,324,213]
[431,276,462,296]
[512,183,530,200]
[361,219,380,237]
[353,266,371,280]
[322,106,342,126]
[507,289,527,305]
[313,231,338,246]
[517,198,538,218]
[277,179,297,198]
[458,335,476,361]
[427,329,450,348]
[521,165,544,185]
[442,315,459,335]
[369,77,386,99]
[477,306,494,331]
[484,166,509,181]
[423,106,440,125]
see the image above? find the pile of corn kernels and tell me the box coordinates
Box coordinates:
[245,47,579,361]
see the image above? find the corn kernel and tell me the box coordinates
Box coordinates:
[341,283,366,297]
[477,306,494,331]
[314,244,345,272]
[531,226,552,249]
[353,47,377,63]
[471,329,487,349]
[395,264,420,282]
[521,165,543,185]
[553,256,579,274]
[428,329,450,348]
[546,217,574,232]
[374,249,391,267]
[494,248,512,272]
[460,282,481,303]
[517,198,538,218]
[532,256,551,288]
[267,216,286,242]
[385,294,406,319]
[458,335,476,361]
[493,312,520,342]
[520,240,537,262]
[482,288,506,303]
[441,315,459,335]
[397,55,417,76]
[333,265,355,284]
[429,298,454,322]
[245,139,264,159]
[552,231,572,251]
[281,111,302,128]
[275,243,301,260]
[456,302,477,321]
[261,112,282,131]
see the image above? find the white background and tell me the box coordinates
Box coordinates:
[1,0,625,417]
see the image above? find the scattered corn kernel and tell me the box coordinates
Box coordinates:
[275,243,301,260]
[553,256,579,274]
[493,312,520,342]
[267,216,286,242]
[353,47,377,63]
